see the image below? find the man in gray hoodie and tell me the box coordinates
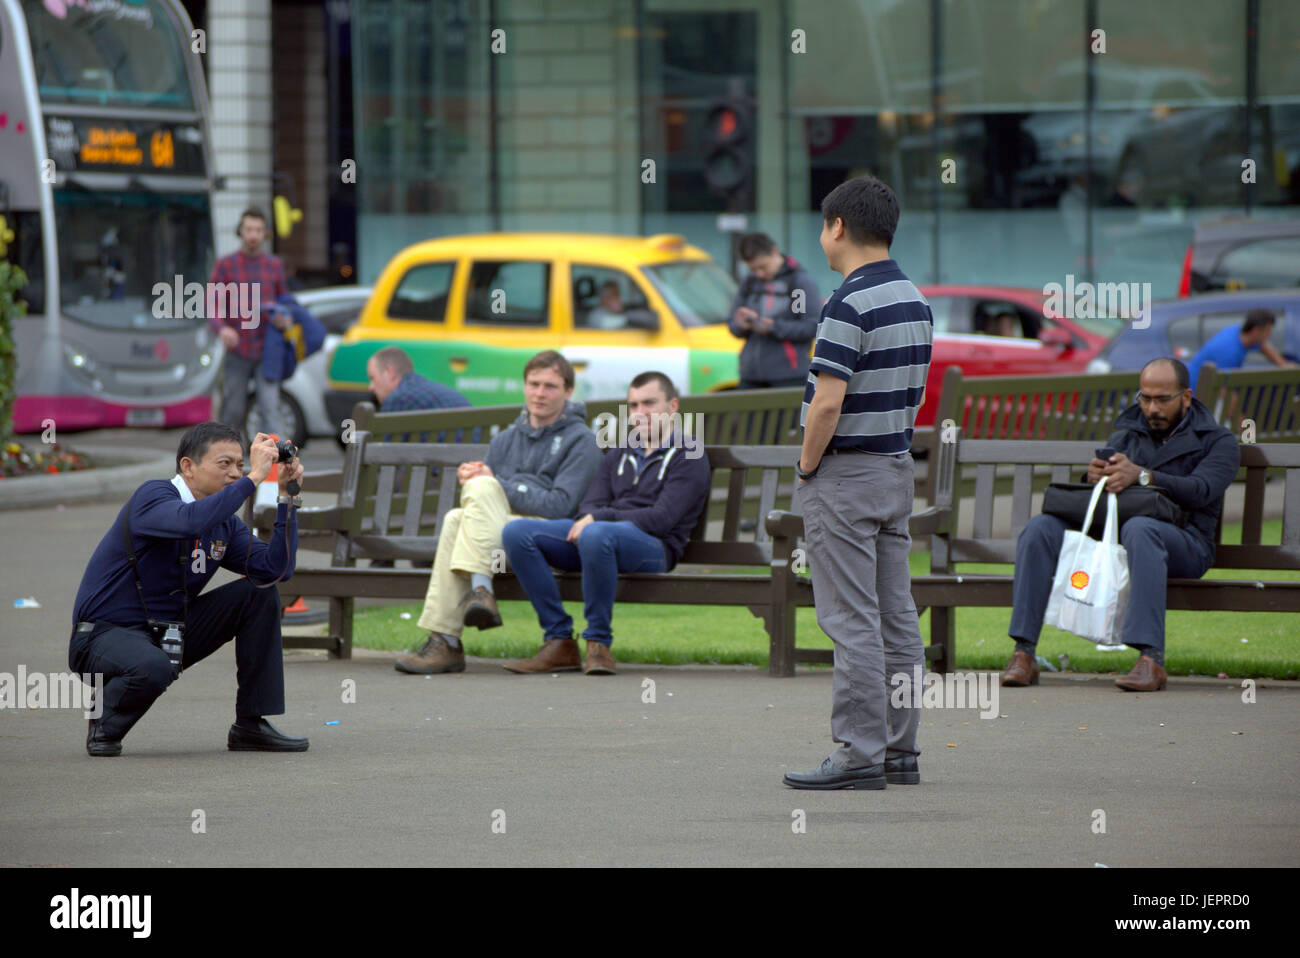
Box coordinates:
[728,232,822,389]
[395,350,601,674]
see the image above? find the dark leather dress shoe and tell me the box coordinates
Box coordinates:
[228,717,309,752]
[783,757,886,790]
[86,720,122,757]
[884,753,920,785]
[1000,649,1040,687]
[1116,655,1167,692]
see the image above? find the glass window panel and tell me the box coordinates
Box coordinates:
[1212,238,1300,290]
[387,263,455,323]
[465,261,550,327]
[940,0,1085,111]
[572,266,650,331]
[789,0,931,113]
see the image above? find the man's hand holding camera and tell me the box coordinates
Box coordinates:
[247,432,304,492]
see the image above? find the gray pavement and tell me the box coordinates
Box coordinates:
[2,497,1297,867]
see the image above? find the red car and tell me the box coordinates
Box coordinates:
[916,285,1121,426]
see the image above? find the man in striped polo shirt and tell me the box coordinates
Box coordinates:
[783,175,933,791]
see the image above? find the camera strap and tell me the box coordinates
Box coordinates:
[120,491,190,626]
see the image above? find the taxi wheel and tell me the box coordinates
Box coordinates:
[244,388,307,450]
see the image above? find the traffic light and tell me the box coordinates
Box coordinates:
[704,97,754,209]
[273,194,303,238]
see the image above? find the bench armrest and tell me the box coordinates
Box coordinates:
[765,509,804,540]
[908,505,951,538]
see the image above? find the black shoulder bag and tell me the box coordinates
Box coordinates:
[1042,482,1187,538]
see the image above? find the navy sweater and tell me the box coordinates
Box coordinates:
[578,443,712,569]
[72,476,297,627]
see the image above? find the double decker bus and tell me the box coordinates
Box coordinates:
[0,0,219,432]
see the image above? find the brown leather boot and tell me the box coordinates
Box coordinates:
[395,634,465,674]
[1116,655,1167,692]
[1000,649,1039,687]
[584,641,616,675]
[462,586,502,630]
[503,638,581,673]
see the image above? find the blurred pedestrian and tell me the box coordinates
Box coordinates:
[208,208,290,441]
[728,232,821,389]
[1187,308,1294,389]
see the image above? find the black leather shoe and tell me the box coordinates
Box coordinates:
[227,717,309,752]
[783,757,886,790]
[86,720,122,757]
[884,754,920,785]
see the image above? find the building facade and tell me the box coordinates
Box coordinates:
[350,0,1300,299]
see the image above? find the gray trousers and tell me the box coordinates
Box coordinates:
[797,451,924,769]
[218,352,289,442]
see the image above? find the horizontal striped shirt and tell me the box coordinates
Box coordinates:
[801,259,932,455]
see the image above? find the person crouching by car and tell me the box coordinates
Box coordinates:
[70,423,307,756]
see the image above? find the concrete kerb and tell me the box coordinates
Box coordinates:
[0,443,176,511]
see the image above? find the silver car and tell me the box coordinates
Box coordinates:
[243,286,373,448]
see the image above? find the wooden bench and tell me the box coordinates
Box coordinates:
[262,389,809,544]
[278,430,957,675]
[908,439,1300,670]
[918,365,1300,500]
[277,433,828,672]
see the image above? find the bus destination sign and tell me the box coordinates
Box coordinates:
[44,117,205,177]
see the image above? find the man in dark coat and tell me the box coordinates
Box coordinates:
[727,232,822,389]
[1000,357,1241,691]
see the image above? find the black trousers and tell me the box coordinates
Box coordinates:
[68,578,286,740]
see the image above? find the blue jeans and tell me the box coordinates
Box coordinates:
[502,519,668,646]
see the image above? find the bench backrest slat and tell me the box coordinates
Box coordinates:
[373,465,397,535]
[401,462,427,537]
[756,468,779,544]
[972,463,995,539]
[722,467,746,540]
[1011,463,1034,540]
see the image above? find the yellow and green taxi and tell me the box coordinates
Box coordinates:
[325,232,742,416]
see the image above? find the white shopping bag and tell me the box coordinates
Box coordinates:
[1043,480,1130,645]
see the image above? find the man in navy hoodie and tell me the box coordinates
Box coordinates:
[502,371,711,675]
[70,422,306,756]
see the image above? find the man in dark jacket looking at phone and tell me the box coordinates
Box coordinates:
[728,233,822,389]
[1000,357,1240,691]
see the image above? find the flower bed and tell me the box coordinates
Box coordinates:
[0,442,93,478]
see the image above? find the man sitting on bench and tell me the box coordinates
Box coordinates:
[394,350,601,674]
[501,371,712,676]
[1000,357,1240,692]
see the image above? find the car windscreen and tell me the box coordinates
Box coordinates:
[642,261,735,327]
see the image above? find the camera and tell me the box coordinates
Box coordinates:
[274,439,297,463]
[146,620,185,674]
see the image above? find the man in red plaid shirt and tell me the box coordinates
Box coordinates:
[207,207,291,441]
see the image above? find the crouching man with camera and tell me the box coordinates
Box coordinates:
[70,422,307,756]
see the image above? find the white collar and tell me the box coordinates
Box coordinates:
[170,474,196,503]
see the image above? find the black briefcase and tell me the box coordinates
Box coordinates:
[1041,482,1187,537]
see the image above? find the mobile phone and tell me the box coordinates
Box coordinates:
[1095,447,1117,461]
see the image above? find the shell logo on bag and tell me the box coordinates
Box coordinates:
[1069,570,1090,589]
